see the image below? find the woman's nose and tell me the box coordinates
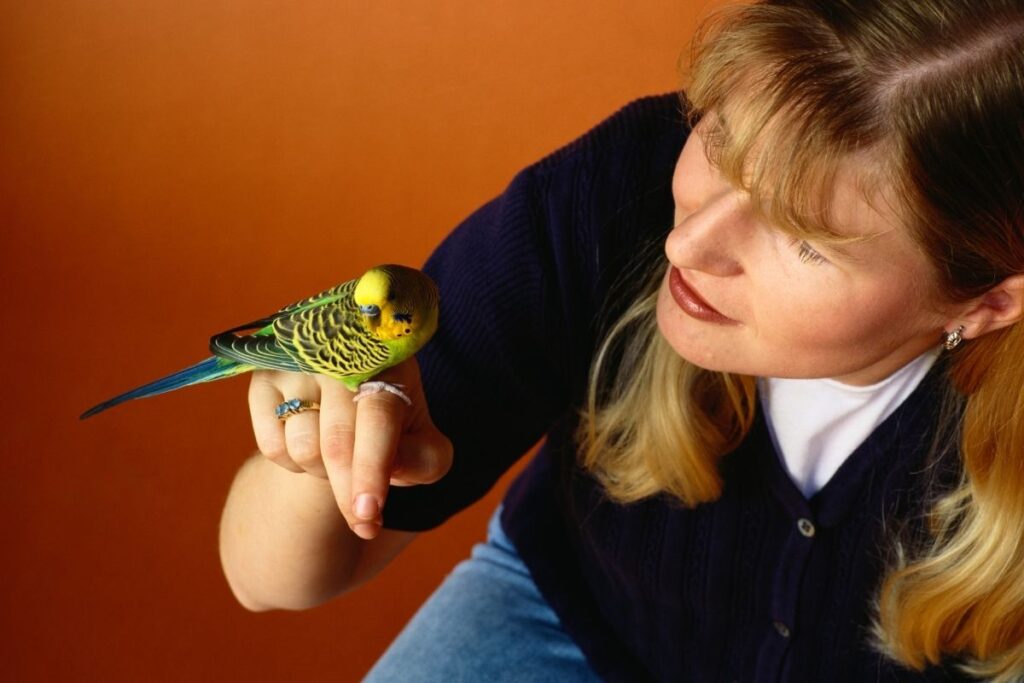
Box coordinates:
[666,190,748,277]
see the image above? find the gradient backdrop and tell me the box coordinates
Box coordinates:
[2,1,729,680]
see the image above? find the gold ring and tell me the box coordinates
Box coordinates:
[275,398,321,420]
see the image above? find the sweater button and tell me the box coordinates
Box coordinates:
[773,621,791,639]
[797,518,816,538]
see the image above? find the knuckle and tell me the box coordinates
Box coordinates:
[262,450,301,473]
[418,437,454,482]
[255,433,287,461]
[287,433,320,462]
[249,369,277,391]
[290,448,322,469]
[305,465,329,480]
[321,425,355,459]
[437,433,454,459]
[272,459,303,474]
[399,454,438,483]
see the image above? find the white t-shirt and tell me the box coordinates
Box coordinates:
[756,347,941,498]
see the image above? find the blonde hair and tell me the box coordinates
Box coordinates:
[577,0,1024,678]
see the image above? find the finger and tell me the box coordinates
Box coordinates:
[349,389,408,539]
[248,372,302,473]
[284,411,326,478]
[390,430,453,485]
[275,373,327,477]
[318,378,358,529]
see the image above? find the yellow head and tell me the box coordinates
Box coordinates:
[353,264,439,343]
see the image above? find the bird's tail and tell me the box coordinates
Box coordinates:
[80,356,252,419]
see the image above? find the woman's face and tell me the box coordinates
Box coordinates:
[656,120,954,385]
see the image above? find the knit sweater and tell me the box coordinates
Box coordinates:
[381,92,971,682]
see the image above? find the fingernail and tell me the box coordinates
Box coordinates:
[354,493,380,520]
[353,523,379,539]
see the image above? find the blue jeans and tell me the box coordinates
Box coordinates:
[364,505,602,682]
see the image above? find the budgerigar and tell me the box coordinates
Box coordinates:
[81,264,439,419]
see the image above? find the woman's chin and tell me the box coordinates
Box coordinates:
[655,294,732,373]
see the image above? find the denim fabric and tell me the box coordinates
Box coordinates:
[363,506,601,682]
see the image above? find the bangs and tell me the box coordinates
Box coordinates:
[682,4,895,247]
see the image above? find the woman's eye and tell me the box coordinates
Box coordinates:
[795,240,828,265]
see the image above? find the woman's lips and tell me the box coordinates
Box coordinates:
[668,267,738,324]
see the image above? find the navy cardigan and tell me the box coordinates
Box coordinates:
[382,93,972,682]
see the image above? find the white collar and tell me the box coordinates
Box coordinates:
[756,347,941,498]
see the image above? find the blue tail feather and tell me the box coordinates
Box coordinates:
[80,356,249,419]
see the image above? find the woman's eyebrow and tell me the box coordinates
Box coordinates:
[821,228,891,265]
[823,241,862,263]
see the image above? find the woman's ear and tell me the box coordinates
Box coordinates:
[949,274,1024,340]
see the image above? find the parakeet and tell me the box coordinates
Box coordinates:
[80,264,439,419]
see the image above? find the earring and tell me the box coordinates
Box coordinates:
[943,325,965,350]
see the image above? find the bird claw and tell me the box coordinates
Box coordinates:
[353,381,413,406]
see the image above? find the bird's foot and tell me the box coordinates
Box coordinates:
[353,381,412,406]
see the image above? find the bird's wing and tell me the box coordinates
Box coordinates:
[212,280,356,337]
[207,280,357,373]
[273,294,392,379]
[275,280,357,317]
[208,331,311,373]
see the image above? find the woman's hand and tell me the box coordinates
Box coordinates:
[247,358,452,540]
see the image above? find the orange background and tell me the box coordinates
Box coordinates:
[2,1,727,680]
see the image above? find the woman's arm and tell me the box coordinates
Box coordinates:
[218,93,685,607]
[219,453,417,612]
[219,360,450,611]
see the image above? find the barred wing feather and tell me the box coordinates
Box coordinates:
[209,331,310,373]
[273,301,391,378]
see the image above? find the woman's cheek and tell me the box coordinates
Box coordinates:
[751,273,849,346]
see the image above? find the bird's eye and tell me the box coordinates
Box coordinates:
[393,312,413,323]
[360,304,381,317]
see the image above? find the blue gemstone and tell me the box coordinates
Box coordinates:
[276,398,305,418]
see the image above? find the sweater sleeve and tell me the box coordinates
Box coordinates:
[381,92,687,532]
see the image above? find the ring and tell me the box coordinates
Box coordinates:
[275,398,321,421]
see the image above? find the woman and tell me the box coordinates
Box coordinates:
[219,0,1024,680]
